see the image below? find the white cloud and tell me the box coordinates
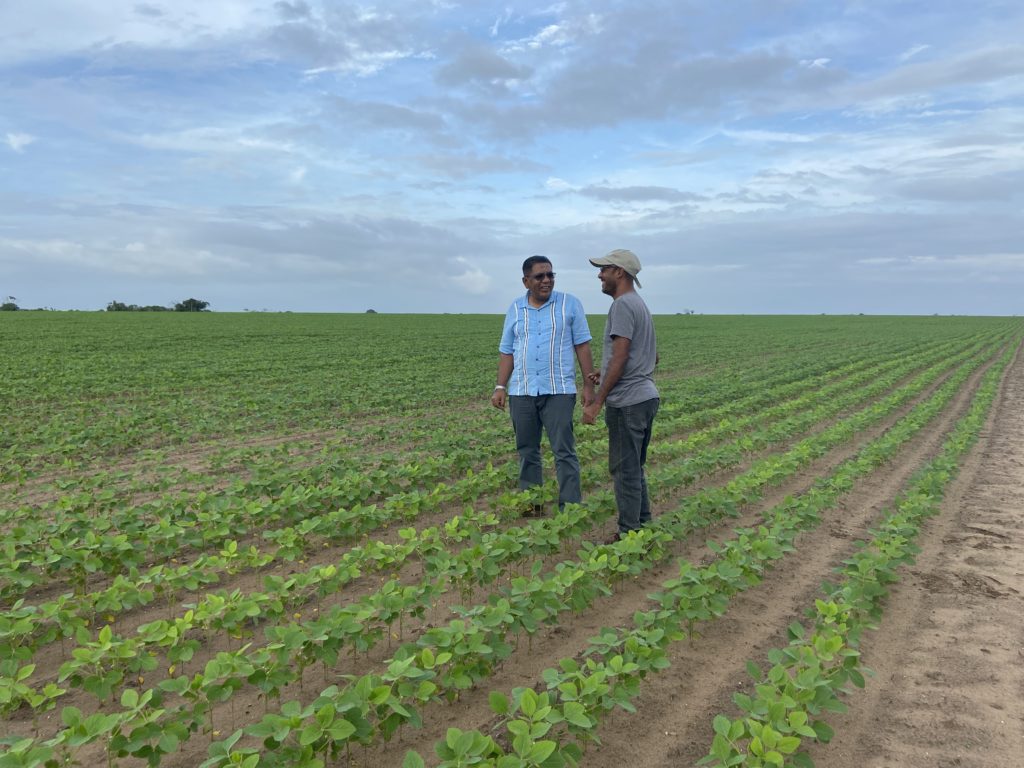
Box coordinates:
[303,48,414,77]
[452,258,491,295]
[872,253,1024,271]
[0,0,261,65]
[544,177,573,191]
[127,125,301,156]
[649,263,743,274]
[5,133,36,152]
[722,129,817,144]
[525,24,569,50]
[0,236,245,276]
[899,44,931,62]
[489,8,513,38]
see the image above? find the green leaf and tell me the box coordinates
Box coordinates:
[16,664,35,682]
[507,720,530,737]
[821,698,847,714]
[562,702,591,729]
[710,733,732,760]
[787,711,808,729]
[328,719,356,741]
[120,688,139,709]
[158,732,180,753]
[445,728,463,750]
[520,688,539,717]
[777,736,801,754]
[811,720,834,743]
[454,729,476,757]
[713,715,732,737]
[61,706,83,728]
[388,699,412,718]
[489,691,510,715]
[402,751,426,768]
[529,740,557,763]
[729,720,745,741]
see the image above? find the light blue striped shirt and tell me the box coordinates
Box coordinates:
[499,291,592,396]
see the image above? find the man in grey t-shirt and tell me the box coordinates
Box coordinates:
[582,249,660,541]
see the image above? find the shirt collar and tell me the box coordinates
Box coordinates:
[522,290,555,310]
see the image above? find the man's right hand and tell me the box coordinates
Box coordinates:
[491,389,507,410]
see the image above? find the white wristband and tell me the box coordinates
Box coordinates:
[494,385,506,390]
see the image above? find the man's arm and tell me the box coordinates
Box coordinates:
[491,353,514,410]
[574,341,596,407]
[582,335,630,424]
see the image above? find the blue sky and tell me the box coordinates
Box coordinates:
[2,1,1022,314]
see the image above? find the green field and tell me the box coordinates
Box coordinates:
[3,312,1015,479]
[1,313,1021,768]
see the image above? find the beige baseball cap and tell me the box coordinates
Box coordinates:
[589,248,642,288]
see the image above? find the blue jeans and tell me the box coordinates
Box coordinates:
[508,394,581,507]
[605,398,659,533]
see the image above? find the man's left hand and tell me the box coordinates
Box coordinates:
[582,382,596,408]
[582,401,601,425]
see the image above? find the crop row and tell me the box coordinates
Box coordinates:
[3,323,989,505]
[0,335,999,768]
[699,345,1009,768]
[1,333,988,675]
[5,315,1020,490]
[1,331,989,614]
[396,337,1014,768]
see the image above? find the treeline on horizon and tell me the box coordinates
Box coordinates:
[0,298,212,312]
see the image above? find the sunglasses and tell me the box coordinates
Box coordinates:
[529,271,556,281]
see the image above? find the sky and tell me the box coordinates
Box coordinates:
[1,1,1022,315]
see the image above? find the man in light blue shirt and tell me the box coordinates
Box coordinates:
[491,256,596,514]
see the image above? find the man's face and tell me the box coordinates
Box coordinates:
[597,264,620,295]
[523,261,555,303]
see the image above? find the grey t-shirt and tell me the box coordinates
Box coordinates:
[601,291,659,407]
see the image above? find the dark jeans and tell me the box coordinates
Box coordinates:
[605,398,660,533]
[508,394,581,507]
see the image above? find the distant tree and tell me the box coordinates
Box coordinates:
[1,301,18,311]
[107,301,172,311]
[366,308,377,314]
[174,298,210,312]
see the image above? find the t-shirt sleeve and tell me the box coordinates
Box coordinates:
[606,298,636,341]
[569,296,592,345]
[498,304,516,354]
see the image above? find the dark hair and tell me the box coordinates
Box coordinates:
[522,255,552,276]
